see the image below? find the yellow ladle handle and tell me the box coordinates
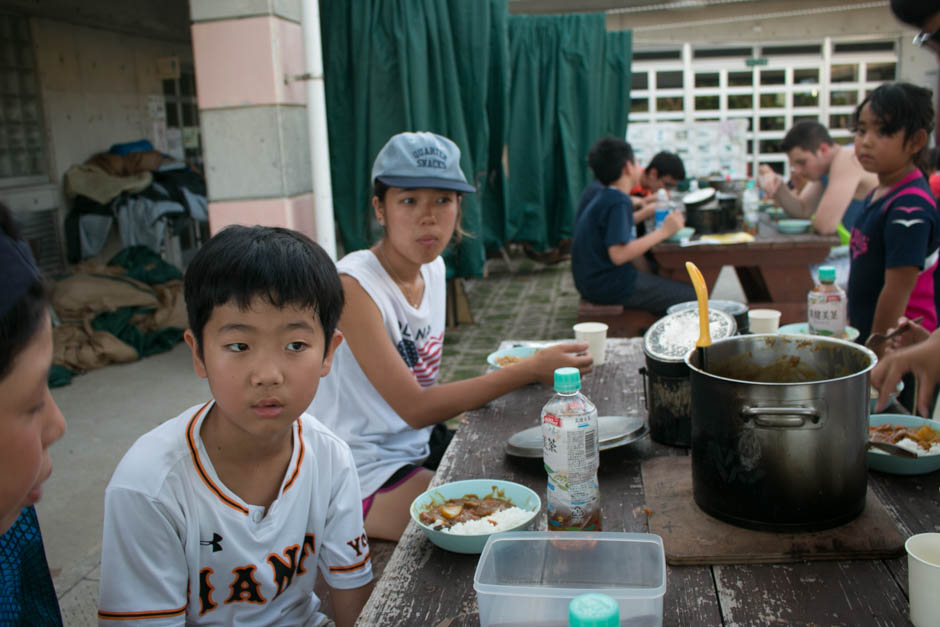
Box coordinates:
[685,261,711,349]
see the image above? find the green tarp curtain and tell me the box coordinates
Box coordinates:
[506,14,632,252]
[320,0,510,278]
[320,4,631,273]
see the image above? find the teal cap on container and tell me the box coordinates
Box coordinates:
[818,266,836,283]
[568,592,620,626]
[553,367,581,393]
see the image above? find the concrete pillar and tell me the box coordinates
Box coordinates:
[190,0,318,238]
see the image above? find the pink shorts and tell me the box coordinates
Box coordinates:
[361,465,424,518]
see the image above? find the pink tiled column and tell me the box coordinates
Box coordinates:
[191,5,316,239]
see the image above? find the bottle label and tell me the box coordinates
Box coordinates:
[808,290,846,337]
[542,403,601,530]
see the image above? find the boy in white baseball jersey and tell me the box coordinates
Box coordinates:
[97,226,373,626]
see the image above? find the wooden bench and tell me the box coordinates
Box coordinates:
[577,300,658,337]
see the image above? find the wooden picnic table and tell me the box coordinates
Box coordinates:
[357,338,939,626]
[653,217,841,325]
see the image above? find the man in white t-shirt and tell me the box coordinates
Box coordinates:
[98,226,372,626]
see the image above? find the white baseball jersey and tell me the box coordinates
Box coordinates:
[97,402,372,626]
[309,250,446,496]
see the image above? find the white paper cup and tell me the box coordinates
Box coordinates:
[906,533,940,627]
[573,322,608,365]
[747,309,781,334]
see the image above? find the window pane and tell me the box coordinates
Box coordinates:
[794,68,818,84]
[831,64,858,82]
[830,90,858,106]
[760,116,785,131]
[759,139,783,153]
[728,94,752,109]
[760,69,785,85]
[166,104,179,127]
[867,62,895,81]
[728,71,752,87]
[695,72,719,88]
[695,95,719,110]
[631,97,648,113]
[728,116,753,131]
[632,72,648,90]
[759,93,785,108]
[829,113,853,130]
[792,91,818,107]
[656,96,683,112]
[163,79,176,96]
[656,70,683,89]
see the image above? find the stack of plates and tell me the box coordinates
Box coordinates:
[505,415,648,458]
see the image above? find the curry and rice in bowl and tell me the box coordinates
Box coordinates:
[410,479,541,554]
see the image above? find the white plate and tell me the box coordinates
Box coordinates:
[486,346,538,368]
[506,415,647,458]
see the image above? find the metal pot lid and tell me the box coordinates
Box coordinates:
[644,308,736,362]
[682,187,716,205]
[667,299,748,317]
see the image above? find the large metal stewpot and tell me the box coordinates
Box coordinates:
[685,334,876,532]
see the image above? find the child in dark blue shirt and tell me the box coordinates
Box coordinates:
[848,82,939,349]
[571,137,695,314]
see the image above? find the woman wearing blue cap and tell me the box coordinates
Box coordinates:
[0,202,67,623]
[309,132,592,540]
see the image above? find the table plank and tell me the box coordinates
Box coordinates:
[359,338,932,627]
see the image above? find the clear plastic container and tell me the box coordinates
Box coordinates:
[474,531,666,627]
[542,368,601,531]
[808,265,847,338]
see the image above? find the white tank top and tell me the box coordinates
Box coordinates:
[308,249,446,496]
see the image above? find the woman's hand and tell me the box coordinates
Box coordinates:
[872,329,940,417]
[522,342,593,386]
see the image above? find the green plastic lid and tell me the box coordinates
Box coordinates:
[818,266,836,283]
[553,367,581,393]
[568,593,620,627]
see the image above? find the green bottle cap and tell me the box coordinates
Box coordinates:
[568,593,620,627]
[818,266,836,283]
[553,367,581,393]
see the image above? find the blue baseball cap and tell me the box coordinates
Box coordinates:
[371,132,475,193]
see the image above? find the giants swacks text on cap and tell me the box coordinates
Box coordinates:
[371,131,475,193]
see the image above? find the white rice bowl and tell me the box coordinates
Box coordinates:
[410,479,541,554]
[870,438,940,457]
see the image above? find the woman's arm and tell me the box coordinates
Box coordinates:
[339,275,592,429]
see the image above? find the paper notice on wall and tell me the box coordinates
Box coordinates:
[166,128,184,160]
[628,119,749,179]
[182,126,200,149]
[152,120,168,153]
[147,95,166,120]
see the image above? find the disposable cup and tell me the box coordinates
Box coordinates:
[573,322,608,366]
[747,309,781,334]
[906,533,940,627]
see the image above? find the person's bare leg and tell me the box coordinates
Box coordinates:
[364,468,434,541]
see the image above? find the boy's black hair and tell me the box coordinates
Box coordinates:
[184,225,344,356]
[780,121,834,154]
[0,203,48,380]
[890,0,937,27]
[647,151,686,182]
[587,137,635,186]
[853,82,936,173]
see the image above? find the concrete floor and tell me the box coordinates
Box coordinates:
[41,260,746,624]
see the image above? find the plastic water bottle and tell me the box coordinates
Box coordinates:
[742,179,759,234]
[542,367,602,531]
[808,265,847,338]
[654,188,669,228]
[569,593,619,626]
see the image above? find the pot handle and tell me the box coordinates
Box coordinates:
[638,367,649,412]
[741,406,820,428]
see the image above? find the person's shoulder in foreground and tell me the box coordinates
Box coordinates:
[0,202,67,625]
[97,225,373,627]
